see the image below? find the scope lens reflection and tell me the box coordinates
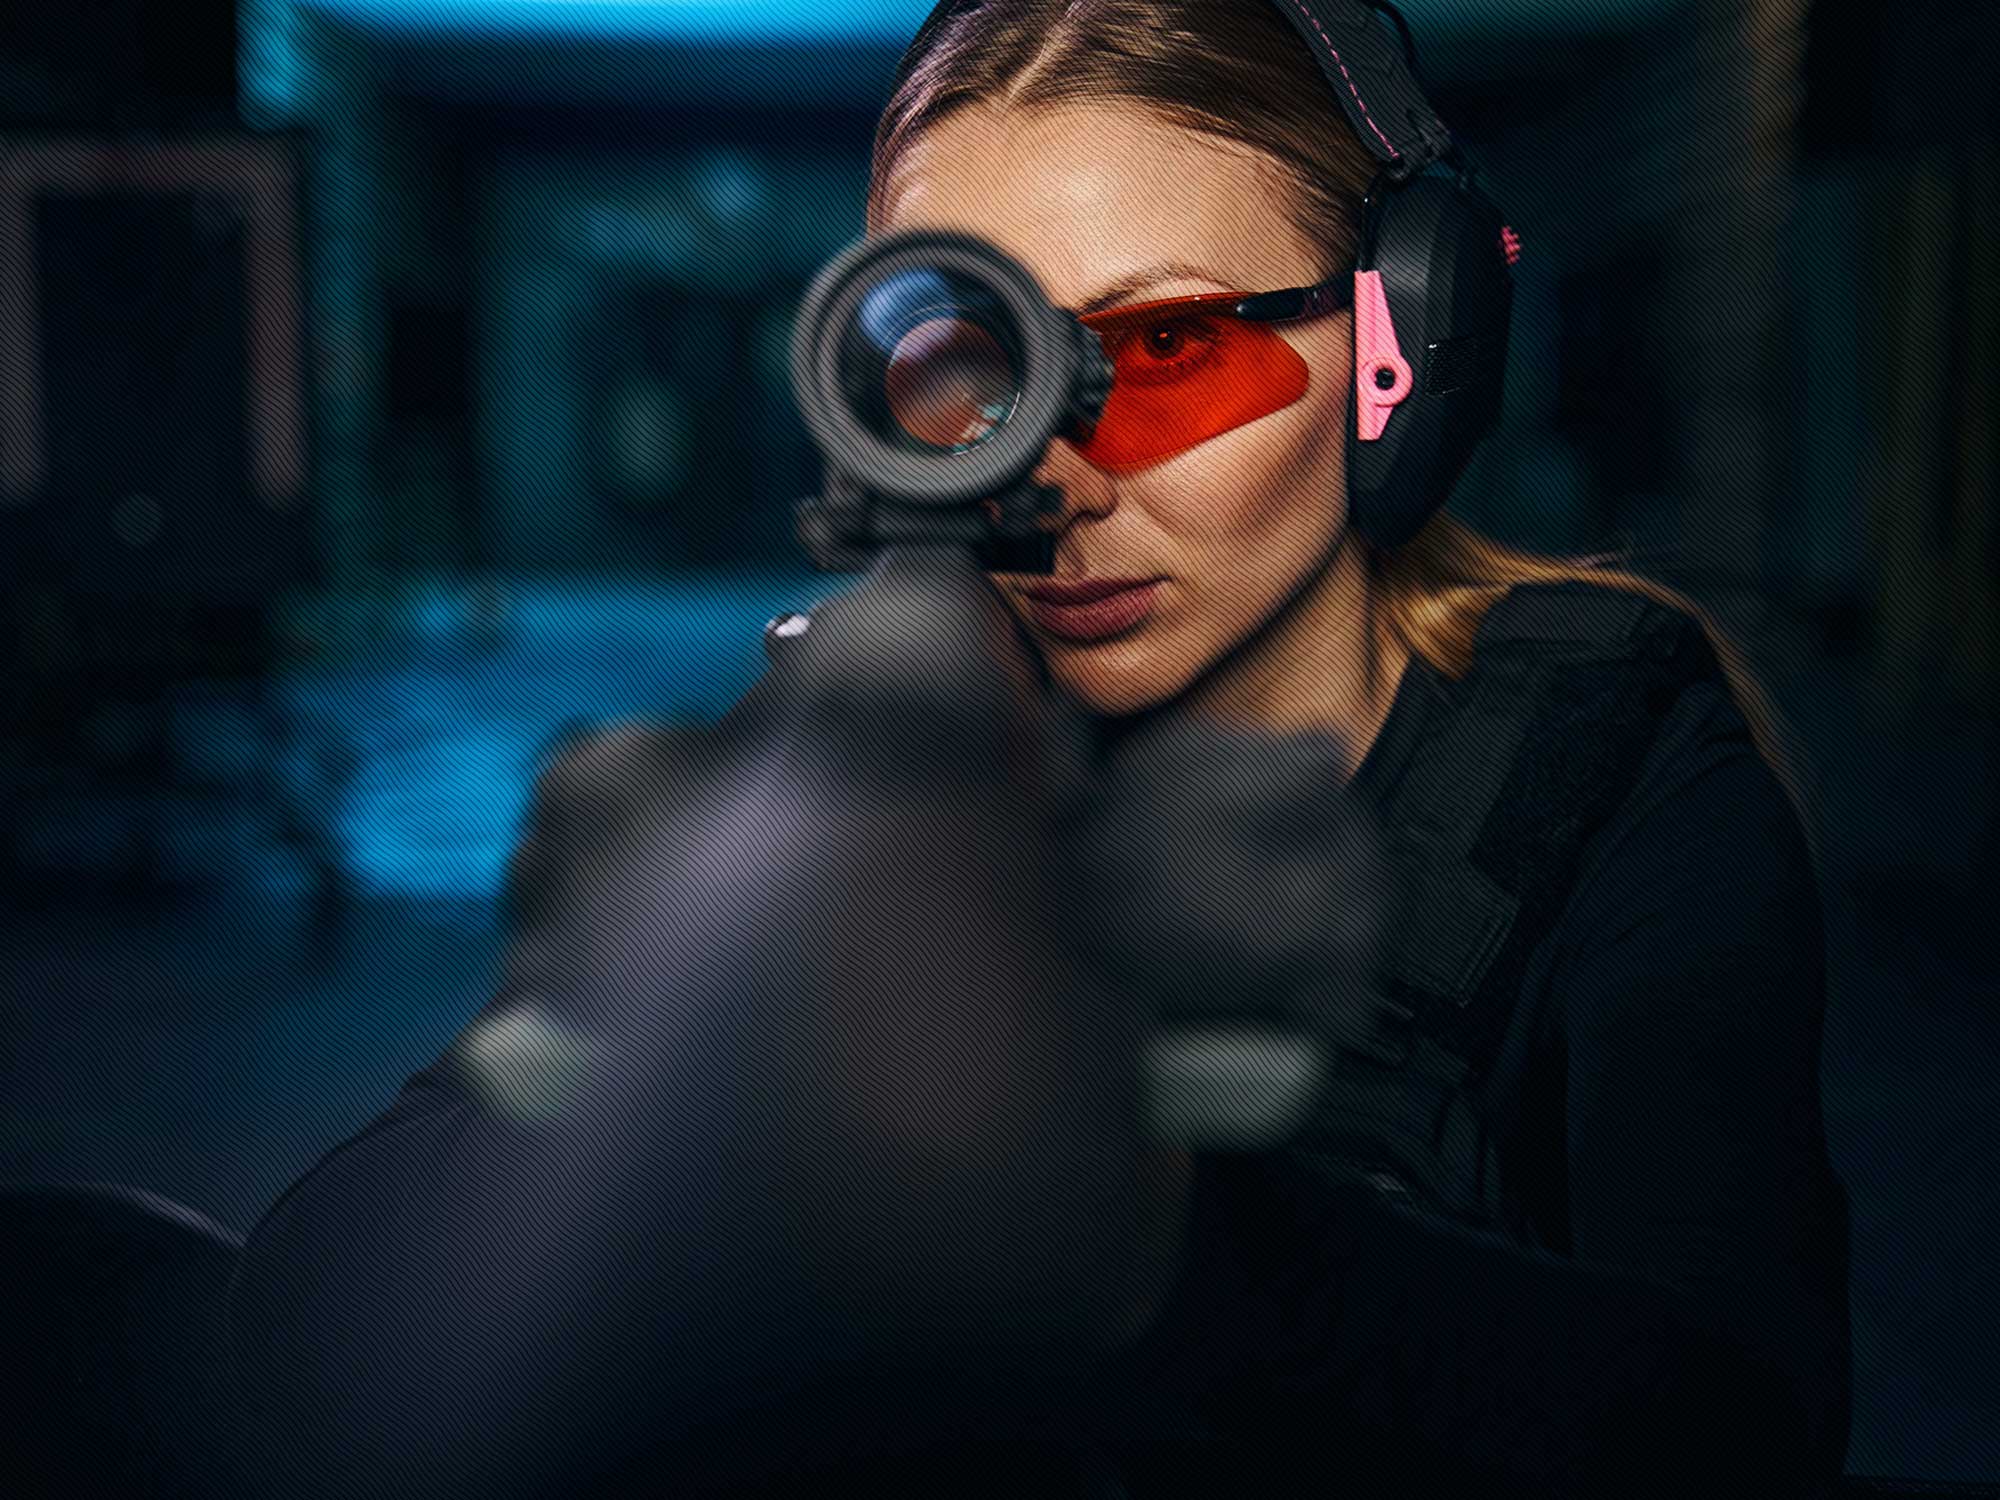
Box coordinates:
[884,317,1015,450]
[843,267,1023,454]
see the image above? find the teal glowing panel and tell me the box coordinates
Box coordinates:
[297,0,939,43]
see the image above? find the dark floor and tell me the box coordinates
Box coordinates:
[3,580,1997,1485]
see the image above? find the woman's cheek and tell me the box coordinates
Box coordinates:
[1135,430,1292,542]
[1144,417,1336,594]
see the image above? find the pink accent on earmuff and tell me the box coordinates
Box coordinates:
[1499,225,1522,265]
[1354,269,1413,442]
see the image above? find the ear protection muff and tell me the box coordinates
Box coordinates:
[1263,0,1518,547]
[892,0,1520,550]
[1344,155,1517,546]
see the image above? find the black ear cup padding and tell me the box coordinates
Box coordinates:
[1346,168,1515,549]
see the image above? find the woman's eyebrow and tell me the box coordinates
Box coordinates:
[1074,260,1236,313]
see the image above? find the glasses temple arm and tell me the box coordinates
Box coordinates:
[1232,275,1357,323]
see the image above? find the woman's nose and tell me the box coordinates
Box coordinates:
[1031,437,1117,520]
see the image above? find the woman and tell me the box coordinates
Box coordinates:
[228,2,1851,1497]
[854,3,1850,1495]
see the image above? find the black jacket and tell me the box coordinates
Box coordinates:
[1097,640,1853,1499]
[226,601,1851,1499]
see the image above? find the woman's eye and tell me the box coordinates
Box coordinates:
[1108,317,1224,386]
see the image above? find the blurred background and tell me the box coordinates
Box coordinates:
[0,0,1994,1486]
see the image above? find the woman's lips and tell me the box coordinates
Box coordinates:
[1021,576,1159,605]
[1022,579,1164,642]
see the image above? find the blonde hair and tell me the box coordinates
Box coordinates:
[872,0,1818,845]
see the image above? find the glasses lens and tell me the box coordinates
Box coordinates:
[840,267,1024,454]
[1074,294,1311,470]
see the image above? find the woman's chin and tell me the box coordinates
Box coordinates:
[1044,651,1194,720]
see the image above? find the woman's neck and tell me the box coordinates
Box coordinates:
[1165,532,1413,778]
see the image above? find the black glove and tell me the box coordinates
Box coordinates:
[1048,705,1405,1152]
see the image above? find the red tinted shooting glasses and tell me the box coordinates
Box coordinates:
[1069,273,1355,471]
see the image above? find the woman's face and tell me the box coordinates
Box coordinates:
[878,102,1357,720]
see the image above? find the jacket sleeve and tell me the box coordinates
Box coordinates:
[1100,680,1853,1500]
[222,713,755,1500]
[223,666,1147,1500]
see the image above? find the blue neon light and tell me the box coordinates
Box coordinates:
[297,0,939,43]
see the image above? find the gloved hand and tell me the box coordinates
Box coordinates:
[1050,701,1401,1151]
[1014,703,1404,1455]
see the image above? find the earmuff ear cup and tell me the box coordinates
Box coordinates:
[1345,169,1516,549]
